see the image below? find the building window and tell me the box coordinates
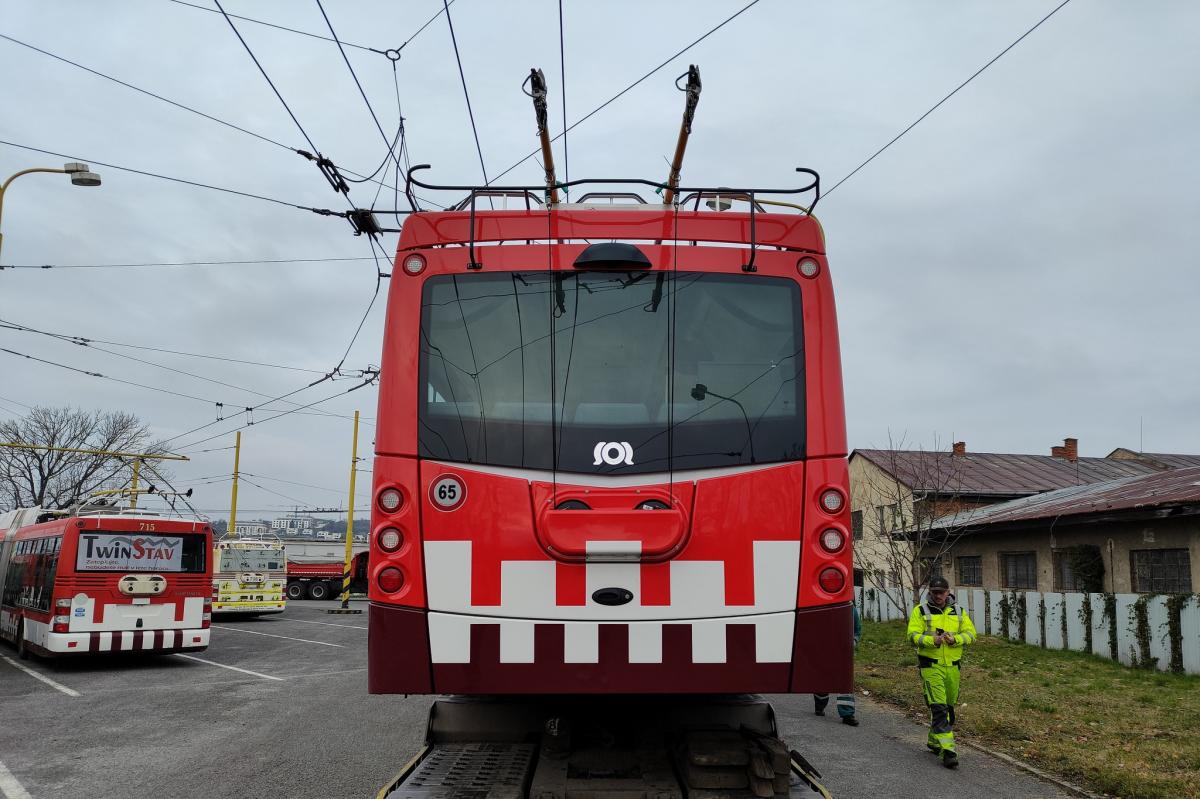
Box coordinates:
[956,556,982,586]
[919,557,943,584]
[875,507,886,537]
[1130,549,1192,593]
[1053,546,1105,592]
[851,511,863,541]
[1001,552,1037,589]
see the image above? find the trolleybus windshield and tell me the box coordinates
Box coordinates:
[418,270,804,474]
[221,548,283,572]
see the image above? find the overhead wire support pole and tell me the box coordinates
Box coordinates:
[525,69,560,204]
[333,410,363,614]
[662,65,701,206]
[228,431,242,537]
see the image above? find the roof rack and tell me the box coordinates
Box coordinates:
[404,165,821,273]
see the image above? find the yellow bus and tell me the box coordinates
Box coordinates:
[212,537,286,615]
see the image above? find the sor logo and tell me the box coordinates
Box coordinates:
[593,441,634,467]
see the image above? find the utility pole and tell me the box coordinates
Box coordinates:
[228,431,242,538]
[332,411,362,614]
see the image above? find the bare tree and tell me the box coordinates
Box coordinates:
[0,406,167,510]
[853,435,972,614]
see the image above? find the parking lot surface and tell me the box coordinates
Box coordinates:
[0,602,1065,799]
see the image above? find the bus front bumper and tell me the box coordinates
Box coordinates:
[42,628,211,655]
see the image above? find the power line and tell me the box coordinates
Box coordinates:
[824,0,1074,198]
[0,34,410,196]
[442,0,492,196]
[0,139,338,215]
[490,0,763,184]
[0,256,375,270]
[213,0,324,158]
[0,321,324,374]
[173,375,377,452]
[167,0,376,53]
[316,0,406,185]
[0,317,362,424]
[0,346,224,405]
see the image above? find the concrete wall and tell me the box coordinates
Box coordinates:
[855,586,1200,675]
[918,516,1200,593]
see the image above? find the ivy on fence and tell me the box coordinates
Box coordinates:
[1038,596,1047,648]
[1129,594,1157,670]
[1102,593,1118,661]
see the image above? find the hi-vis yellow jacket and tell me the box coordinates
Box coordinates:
[906,601,978,666]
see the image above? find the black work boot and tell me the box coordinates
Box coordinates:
[841,716,859,726]
[941,750,959,769]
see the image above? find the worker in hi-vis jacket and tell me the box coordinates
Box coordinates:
[906,575,977,769]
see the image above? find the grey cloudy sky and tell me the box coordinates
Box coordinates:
[2,1,1198,521]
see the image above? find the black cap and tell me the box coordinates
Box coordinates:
[928,576,950,590]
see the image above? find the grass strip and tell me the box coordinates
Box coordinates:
[857,620,1200,799]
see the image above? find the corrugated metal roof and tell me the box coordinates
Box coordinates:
[934,466,1200,529]
[1137,452,1200,469]
[853,449,1165,496]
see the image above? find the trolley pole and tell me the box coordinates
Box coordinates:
[228,431,242,538]
[340,411,360,609]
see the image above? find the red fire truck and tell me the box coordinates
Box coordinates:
[0,505,212,659]
[369,68,849,796]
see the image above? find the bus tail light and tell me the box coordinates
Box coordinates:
[53,616,70,633]
[819,528,845,554]
[378,528,403,553]
[378,488,404,513]
[378,567,405,593]
[819,488,845,514]
[202,598,212,628]
[818,567,845,594]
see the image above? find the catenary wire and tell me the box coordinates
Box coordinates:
[0,318,362,423]
[490,0,763,184]
[0,139,334,214]
[0,34,416,196]
[441,0,493,205]
[824,0,1074,198]
[0,257,375,270]
[315,0,407,185]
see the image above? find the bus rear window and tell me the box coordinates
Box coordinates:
[75,532,207,573]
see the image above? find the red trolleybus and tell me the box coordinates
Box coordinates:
[0,505,213,659]
[367,168,852,698]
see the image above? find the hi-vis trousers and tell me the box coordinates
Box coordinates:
[919,659,960,754]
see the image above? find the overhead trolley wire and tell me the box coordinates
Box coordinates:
[0,139,338,215]
[490,0,764,184]
[0,34,415,196]
[824,0,1074,198]
[442,0,493,201]
[0,317,362,423]
[0,256,376,270]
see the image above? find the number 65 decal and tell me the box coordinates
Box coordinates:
[429,475,466,511]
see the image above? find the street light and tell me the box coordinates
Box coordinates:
[0,161,102,259]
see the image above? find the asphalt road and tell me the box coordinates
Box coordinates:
[0,602,1068,799]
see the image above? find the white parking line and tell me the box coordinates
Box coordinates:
[0,760,34,799]
[212,625,343,647]
[174,654,284,681]
[282,618,367,630]
[0,654,80,698]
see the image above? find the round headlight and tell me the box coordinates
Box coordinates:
[378,488,403,513]
[818,567,845,594]
[403,254,427,275]
[378,567,405,593]
[797,257,820,278]
[820,528,845,553]
[378,528,403,552]
[820,488,845,514]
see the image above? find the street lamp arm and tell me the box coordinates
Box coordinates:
[0,163,100,260]
[1,167,69,194]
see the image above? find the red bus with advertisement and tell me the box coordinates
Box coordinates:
[366,167,853,697]
[0,505,212,659]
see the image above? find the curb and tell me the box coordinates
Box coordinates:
[957,739,1105,799]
